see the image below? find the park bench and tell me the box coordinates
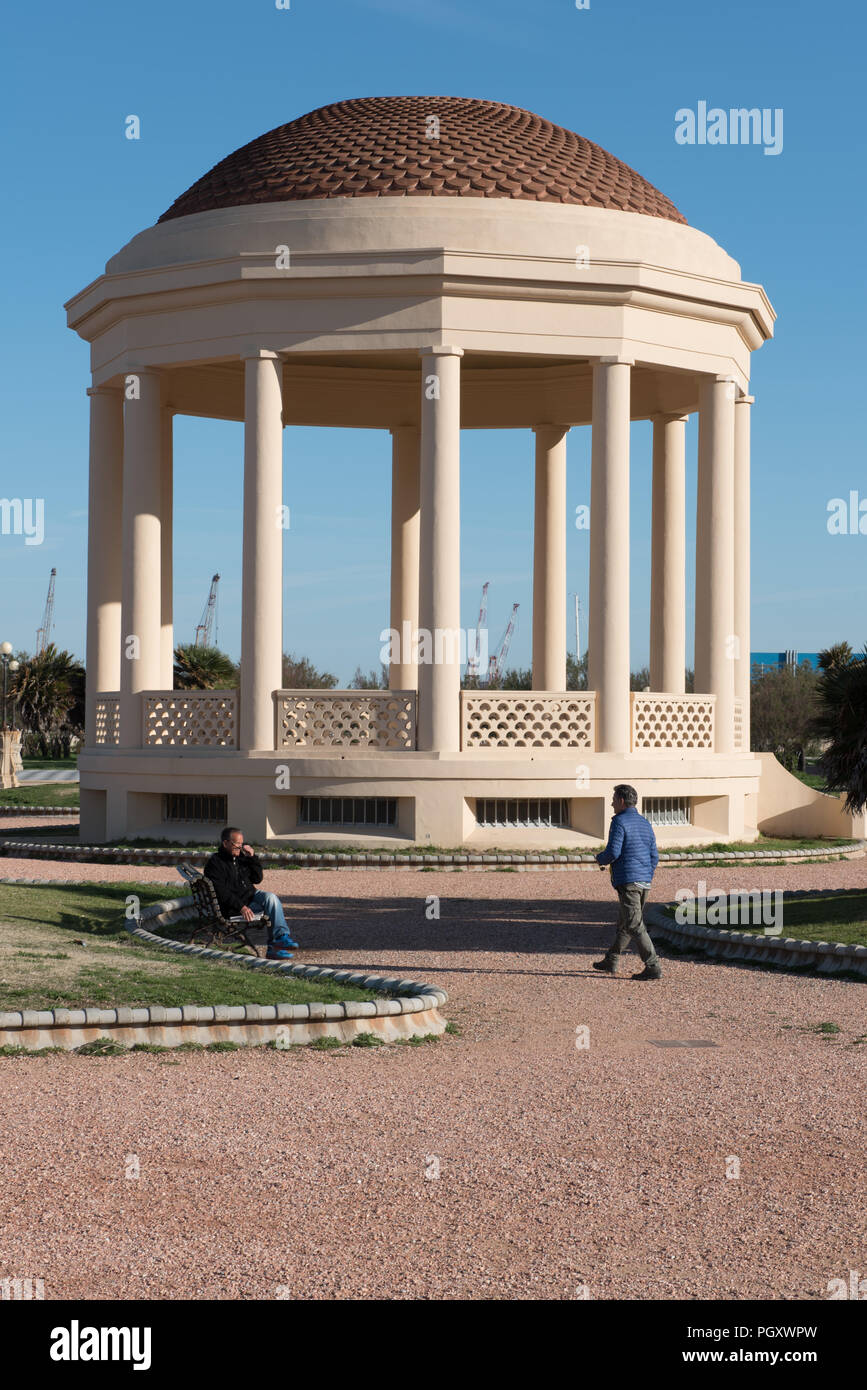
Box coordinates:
[176,863,266,956]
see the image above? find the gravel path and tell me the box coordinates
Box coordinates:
[1,856,865,1301]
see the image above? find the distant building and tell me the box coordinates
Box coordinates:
[750,651,820,674]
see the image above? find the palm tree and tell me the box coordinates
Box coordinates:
[817,641,854,672]
[173,644,238,690]
[811,645,867,813]
[11,644,85,756]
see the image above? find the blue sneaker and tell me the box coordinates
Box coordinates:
[266,947,295,961]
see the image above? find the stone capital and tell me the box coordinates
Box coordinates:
[240,347,281,362]
[420,345,464,358]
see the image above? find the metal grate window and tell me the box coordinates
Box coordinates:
[163,794,228,823]
[299,797,397,827]
[475,798,571,829]
[642,796,691,826]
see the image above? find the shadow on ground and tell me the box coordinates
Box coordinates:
[275,895,618,961]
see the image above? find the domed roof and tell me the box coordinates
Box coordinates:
[158,96,686,226]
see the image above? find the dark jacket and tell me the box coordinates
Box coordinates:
[596,806,659,888]
[204,846,264,915]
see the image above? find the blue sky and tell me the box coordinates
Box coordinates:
[0,0,864,681]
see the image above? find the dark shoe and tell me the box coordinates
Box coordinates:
[266,948,295,961]
[632,965,662,980]
[592,957,618,975]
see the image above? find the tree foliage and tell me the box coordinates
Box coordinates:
[567,652,588,690]
[349,665,388,689]
[281,652,338,689]
[817,641,854,672]
[173,644,238,690]
[811,644,867,813]
[9,644,85,756]
[750,661,820,770]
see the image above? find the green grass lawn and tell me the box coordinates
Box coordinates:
[791,771,829,792]
[0,785,79,809]
[690,836,852,852]
[662,890,867,947]
[22,758,77,769]
[0,881,380,1011]
[739,891,867,946]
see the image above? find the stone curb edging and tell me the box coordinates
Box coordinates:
[0,806,79,817]
[1,837,863,871]
[0,895,449,1051]
[645,904,867,979]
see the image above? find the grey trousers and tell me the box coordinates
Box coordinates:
[607,883,659,966]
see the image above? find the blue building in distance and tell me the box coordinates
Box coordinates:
[750,651,820,674]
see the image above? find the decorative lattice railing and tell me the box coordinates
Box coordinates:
[631,693,715,751]
[94,695,120,746]
[461,691,596,750]
[276,691,416,750]
[733,697,746,752]
[143,691,238,748]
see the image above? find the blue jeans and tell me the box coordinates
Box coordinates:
[248,890,295,947]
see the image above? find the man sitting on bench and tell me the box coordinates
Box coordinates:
[204,826,299,960]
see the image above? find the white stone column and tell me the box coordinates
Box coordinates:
[84,386,124,747]
[240,350,284,752]
[734,393,753,749]
[160,407,174,688]
[588,359,632,753]
[650,414,687,693]
[695,376,736,753]
[417,346,463,753]
[532,424,569,691]
[389,425,420,691]
[119,370,163,748]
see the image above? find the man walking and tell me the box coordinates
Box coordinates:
[204,827,299,960]
[593,785,662,980]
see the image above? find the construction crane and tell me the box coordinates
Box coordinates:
[35,568,57,654]
[488,603,519,686]
[467,581,489,680]
[194,574,220,648]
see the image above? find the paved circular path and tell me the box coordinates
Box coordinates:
[0,855,864,1300]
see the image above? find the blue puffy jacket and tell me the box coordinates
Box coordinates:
[596,806,659,887]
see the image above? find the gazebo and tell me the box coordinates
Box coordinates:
[66,96,853,849]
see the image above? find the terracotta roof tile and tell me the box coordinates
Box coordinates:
[158,96,686,225]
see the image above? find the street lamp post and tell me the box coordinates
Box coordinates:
[1,641,21,789]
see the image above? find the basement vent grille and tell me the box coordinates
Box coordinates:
[163,794,228,823]
[475,798,571,829]
[642,796,691,826]
[299,797,397,827]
